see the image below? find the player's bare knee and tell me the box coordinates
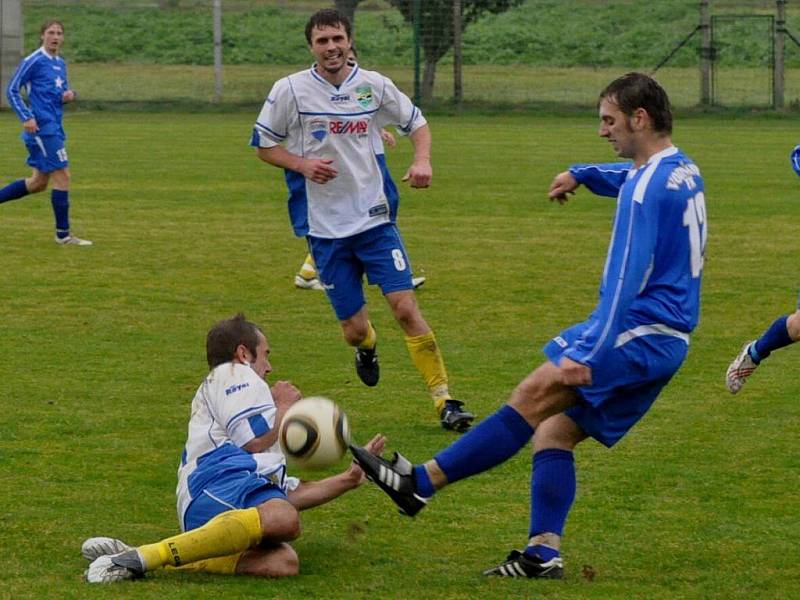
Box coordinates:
[787,310,800,341]
[26,175,48,193]
[258,499,301,542]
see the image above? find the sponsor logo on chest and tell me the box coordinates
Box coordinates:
[309,118,369,142]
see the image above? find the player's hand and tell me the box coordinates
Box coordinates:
[348,433,387,485]
[271,380,302,411]
[380,129,397,148]
[548,171,579,204]
[401,159,432,188]
[559,357,592,386]
[22,118,38,134]
[301,158,338,185]
[62,89,76,103]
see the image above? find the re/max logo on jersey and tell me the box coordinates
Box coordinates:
[329,120,368,135]
[225,382,250,396]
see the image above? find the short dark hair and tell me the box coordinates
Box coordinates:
[599,72,673,135]
[40,19,64,36]
[305,8,351,44]
[206,313,262,369]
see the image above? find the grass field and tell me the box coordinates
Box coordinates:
[1,107,799,599]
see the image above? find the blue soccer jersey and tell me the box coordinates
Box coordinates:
[564,146,707,370]
[6,47,70,136]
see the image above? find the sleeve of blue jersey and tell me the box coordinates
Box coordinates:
[791,145,800,178]
[570,162,632,198]
[6,54,37,122]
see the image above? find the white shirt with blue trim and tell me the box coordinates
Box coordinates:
[176,362,299,522]
[252,63,427,239]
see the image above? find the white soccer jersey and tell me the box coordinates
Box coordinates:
[252,63,426,239]
[175,362,298,526]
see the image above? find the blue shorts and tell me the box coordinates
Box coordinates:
[543,322,689,447]
[23,133,68,173]
[308,223,414,320]
[183,470,287,532]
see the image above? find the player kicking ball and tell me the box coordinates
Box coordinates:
[352,73,707,579]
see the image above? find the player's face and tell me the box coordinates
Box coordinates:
[598,97,636,159]
[309,24,351,75]
[249,331,272,379]
[41,25,64,55]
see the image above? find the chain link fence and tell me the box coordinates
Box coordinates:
[6,0,800,110]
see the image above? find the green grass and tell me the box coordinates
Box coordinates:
[0,108,799,598]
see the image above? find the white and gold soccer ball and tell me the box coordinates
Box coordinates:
[279,396,350,469]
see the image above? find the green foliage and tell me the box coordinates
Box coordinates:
[20,0,800,68]
[1,106,800,598]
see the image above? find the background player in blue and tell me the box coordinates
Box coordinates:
[252,9,473,432]
[82,314,386,583]
[0,19,91,246]
[352,73,707,579]
[725,144,800,393]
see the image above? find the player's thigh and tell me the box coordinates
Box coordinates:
[24,134,68,173]
[237,542,299,577]
[355,224,414,294]
[508,361,580,426]
[50,167,70,189]
[533,412,588,452]
[309,235,366,321]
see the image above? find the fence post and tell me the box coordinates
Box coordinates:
[453,0,462,107]
[213,0,222,103]
[775,0,785,109]
[0,0,24,109]
[412,0,421,107]
[700,0,712,107]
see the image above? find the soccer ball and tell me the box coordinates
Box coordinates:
[279,396,350,469]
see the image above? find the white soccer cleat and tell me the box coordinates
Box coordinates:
[81,537,133,561]
[294,274,324,291]
[55,234,93,246]
[411,276,426,290]
[85,551,145,583]
[726,341,758,394]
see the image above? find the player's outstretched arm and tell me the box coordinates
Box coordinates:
[402,125,432,188]
[286,434,386,510]
[257,146,338,185]
[548,171,579,204]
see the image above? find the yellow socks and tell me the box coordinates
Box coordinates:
[405,331,451,413]
[166,553,242,575]
[358,321,377,350]
[137,508,262,570]
[298,253,317,280]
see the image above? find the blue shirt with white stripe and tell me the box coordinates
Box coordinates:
[6,47,70,136]
[565,146,707,369]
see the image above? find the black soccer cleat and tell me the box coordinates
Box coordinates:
[439,400,474,432]
[483,549,564,579]
[349,444,427,517]
[355,345,380,387]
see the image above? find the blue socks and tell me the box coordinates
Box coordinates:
[429,404,534,488]
[751,316,793,363]
[0,179,29,203]
[51,189,70,238]
[525,449,576,560]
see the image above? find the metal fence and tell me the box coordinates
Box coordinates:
[4,0,800,110]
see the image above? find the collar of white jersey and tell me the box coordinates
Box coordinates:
[309,62,359,90]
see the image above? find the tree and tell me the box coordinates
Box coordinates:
[390,0,524,104]
[334,0,365,33]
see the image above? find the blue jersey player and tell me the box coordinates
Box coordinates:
[352,73,707,579]
[0,20,91,245]
[725,144,800,393]
[252,9,472,432]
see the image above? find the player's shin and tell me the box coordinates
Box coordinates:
[404,331,450,409]
[527,449,576,560]
[433,405,534,485]
[137,508,262,570]
[0,179,29,203]
[165,553,242,575]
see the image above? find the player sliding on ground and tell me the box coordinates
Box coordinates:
[352,73,707,579]
[83,314,384,582]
